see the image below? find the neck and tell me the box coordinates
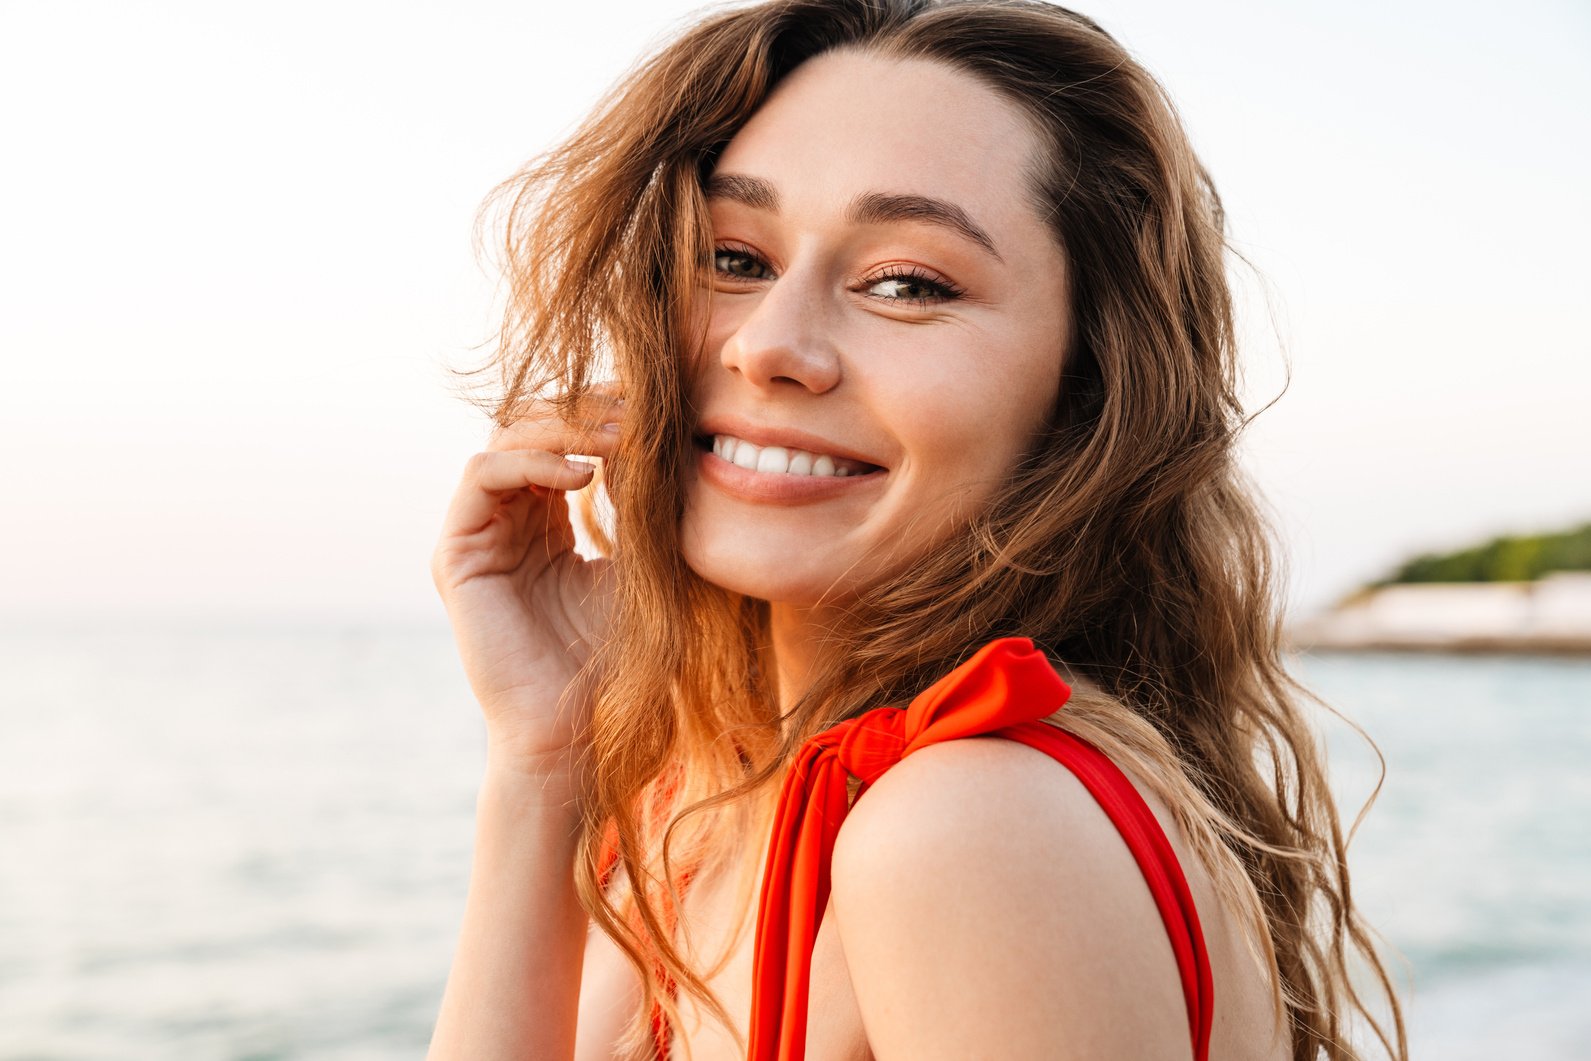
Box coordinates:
[767,600,839,717]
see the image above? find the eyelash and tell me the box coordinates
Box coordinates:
[710,242,965,307]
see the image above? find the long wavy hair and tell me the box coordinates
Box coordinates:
[458,1,1407,1057]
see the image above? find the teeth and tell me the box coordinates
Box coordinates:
[756,446,788,474]
[709,434,871,478]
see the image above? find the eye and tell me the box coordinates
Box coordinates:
[859,266,964,307]
[712,243,772,283]
[708,244,965,308]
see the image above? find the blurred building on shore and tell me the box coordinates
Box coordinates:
[1293,572,1591,653]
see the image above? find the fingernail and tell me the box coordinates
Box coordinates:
[602,421,621,432]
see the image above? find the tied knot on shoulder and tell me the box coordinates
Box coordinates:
[825,709,907,787]
[746,638,1072,1061]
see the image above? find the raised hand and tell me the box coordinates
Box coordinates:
[430,389,623,777]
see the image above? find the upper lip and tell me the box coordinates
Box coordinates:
[696,414,886,470]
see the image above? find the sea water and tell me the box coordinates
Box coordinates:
[1,625,1587,1058]
[1307,652,1591,1058]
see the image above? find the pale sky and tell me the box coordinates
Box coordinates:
[2,0,1587,627]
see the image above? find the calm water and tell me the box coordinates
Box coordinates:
[1,625,1587,1059]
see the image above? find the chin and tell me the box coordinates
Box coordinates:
[677,530,856,608]
[680,553,840,609]
[678,513,939,610]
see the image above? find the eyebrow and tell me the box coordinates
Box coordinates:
[703,172,1003,262]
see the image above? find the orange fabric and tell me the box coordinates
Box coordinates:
[622,636,1214,1060]
[744,636,1214,1061]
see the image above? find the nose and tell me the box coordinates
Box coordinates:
[717,265,842,395]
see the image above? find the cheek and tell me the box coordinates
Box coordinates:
[886,342,1059,471]
[988,335,1066,454]
[685,295,750,385]
[683,291,713,372]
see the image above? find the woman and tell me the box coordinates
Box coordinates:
[427,1,1406,1058]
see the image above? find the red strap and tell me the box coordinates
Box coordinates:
[745,637,1214,1061]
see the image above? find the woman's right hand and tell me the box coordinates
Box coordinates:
[429,389,624,779]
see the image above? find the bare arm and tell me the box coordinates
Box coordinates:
[428,751,647,1061]
[428,757,589,1059]
[426,390,634,1057]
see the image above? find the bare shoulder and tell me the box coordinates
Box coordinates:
[831,734,1169,896]
[829,735,1194,1060]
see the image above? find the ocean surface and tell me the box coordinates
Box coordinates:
[1,624,1587,1059]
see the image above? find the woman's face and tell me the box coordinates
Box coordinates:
[679,50,1071,608]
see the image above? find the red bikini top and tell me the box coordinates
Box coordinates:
[612,637,1214,1061]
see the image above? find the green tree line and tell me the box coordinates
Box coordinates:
[1380,521,1591,584]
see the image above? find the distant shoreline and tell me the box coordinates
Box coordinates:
[1290,573,1591,657]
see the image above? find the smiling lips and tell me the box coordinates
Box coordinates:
[694,425,886,504]
[710,434,876,478]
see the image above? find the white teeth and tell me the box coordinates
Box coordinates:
[756,446,789,473]
[708,434,870,478]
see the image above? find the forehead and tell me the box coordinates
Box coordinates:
[710,50,1046,232]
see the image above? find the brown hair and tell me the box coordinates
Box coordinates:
[461,1,1407,1057]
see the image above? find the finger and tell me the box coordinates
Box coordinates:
[441,449,597,537]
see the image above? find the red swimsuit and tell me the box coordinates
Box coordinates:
[626,637,1214,1061]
